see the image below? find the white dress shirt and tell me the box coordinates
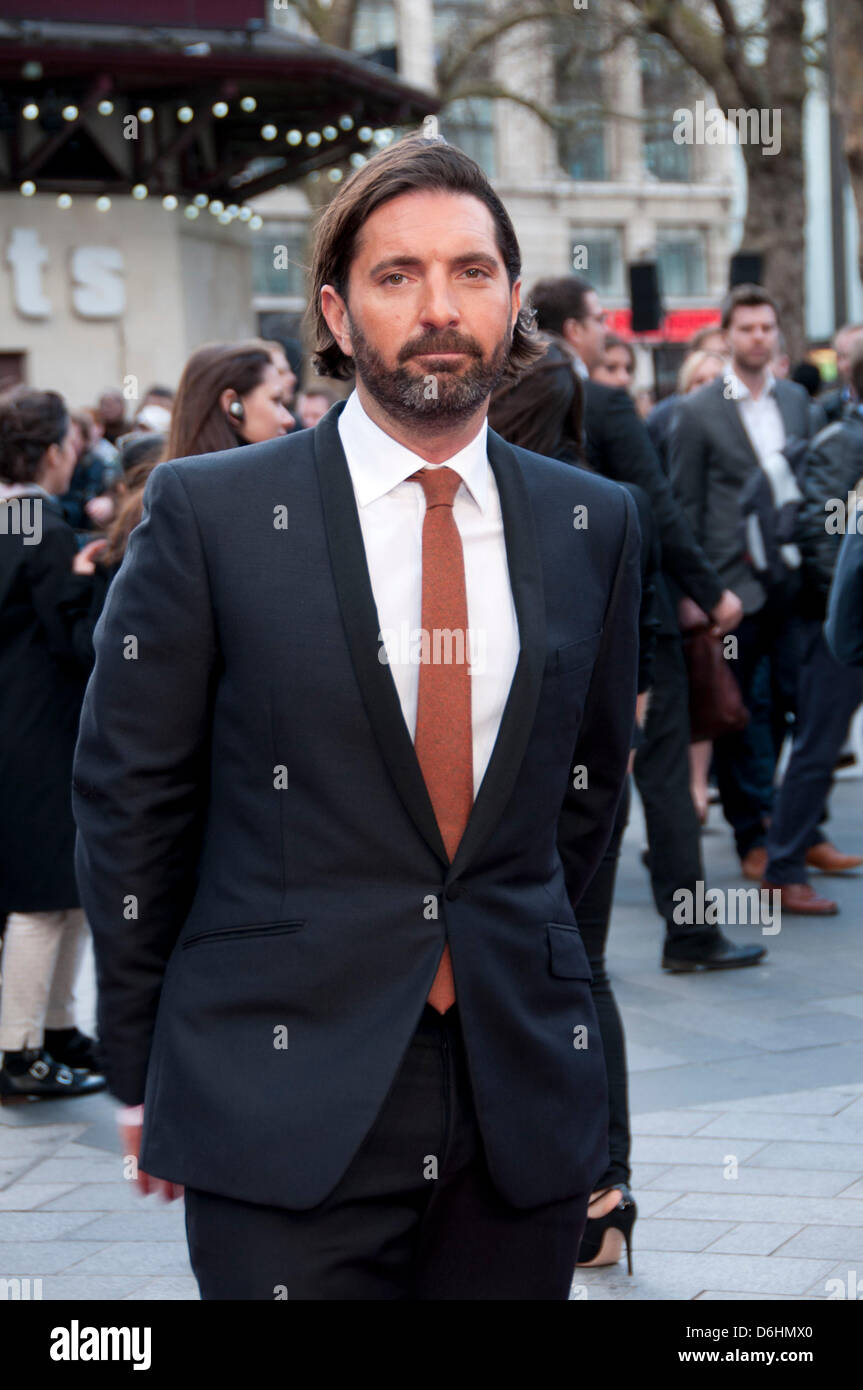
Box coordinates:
[337,388,520,796]
[729,368,801,568]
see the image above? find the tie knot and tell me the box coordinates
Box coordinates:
[409,465,462,509]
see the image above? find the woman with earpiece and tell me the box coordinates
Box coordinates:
[164,340,295,461]
[90,342,296,596]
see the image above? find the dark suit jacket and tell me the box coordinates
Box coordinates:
[669,373,814,615]
[583,378,723,636]
[826,522,863,666]
[71,401,641,1212]
[797,415,863,608]
[645,392,679,476]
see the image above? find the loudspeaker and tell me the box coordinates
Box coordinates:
[629,262,662,332]
[729,252,764,287]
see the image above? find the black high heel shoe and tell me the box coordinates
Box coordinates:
[576,1185,637,1275]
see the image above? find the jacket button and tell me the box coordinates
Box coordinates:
[445,884,461,901]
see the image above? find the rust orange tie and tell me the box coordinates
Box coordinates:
[409,466,473,1014]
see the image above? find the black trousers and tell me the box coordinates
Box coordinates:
[575,776,631,1191]
[765,619,863,883]
[632,632,710,938]
[184,1003,589,1300]
[714,584,803,859]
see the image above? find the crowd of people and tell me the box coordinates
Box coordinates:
[3,254,863,1281]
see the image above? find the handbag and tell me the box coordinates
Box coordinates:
[678,597,750,742]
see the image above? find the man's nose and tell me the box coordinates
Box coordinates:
[417,272,459,328]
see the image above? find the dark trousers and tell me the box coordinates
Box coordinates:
[576,777,631,1190]
[632,632,710,938]
[765,619,863,883]
[713,584,804,858]
[184,1003,589,1300]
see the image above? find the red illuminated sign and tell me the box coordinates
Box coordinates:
[606,307,721,343]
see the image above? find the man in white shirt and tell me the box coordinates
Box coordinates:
[670,285,830,903]
[73,133,641,1299]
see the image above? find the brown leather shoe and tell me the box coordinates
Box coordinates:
[741,847,768,881]
[805,842,863,873]
[761,881,839,915]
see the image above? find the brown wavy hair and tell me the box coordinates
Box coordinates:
[306,133,545,384]
[489,336,584,462]
[164,340,276,462]
[97,459,159,569]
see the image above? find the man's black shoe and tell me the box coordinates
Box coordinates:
[662,931,766,973]
[0,1048,107,1101]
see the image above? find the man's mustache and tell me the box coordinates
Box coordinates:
[399,336,483,361]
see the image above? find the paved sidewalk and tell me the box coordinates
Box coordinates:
[2,780,863,1301]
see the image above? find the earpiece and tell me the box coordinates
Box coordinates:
[228,400,245,422]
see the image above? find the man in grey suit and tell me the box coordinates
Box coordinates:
[669,284,826,899]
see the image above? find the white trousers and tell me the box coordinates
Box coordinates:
[0,908,89,1052]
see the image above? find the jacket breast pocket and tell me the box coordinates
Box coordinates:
[180,920,305,949]
[546,922,594,981]
[547,629,603,676]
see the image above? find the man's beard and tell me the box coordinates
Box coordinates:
[347,313,513,429]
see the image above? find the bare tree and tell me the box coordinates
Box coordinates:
[624,0,808,358]
[830,0,863,288]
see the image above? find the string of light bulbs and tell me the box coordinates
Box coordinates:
[14,99,396,223]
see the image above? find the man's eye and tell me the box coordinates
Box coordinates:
[384,273,406,285]
[463,267,488,278]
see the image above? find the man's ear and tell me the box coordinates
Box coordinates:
[511,276,522,322]
[320,284,353,358]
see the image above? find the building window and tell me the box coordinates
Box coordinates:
[352,0,397,53]
[0,353,26,392]
[656,229,707,298]
[441,97,495,176]
[570,229,624,298]
[640,34,693,183]
[550,14,607,180]
[252,223,308,299]
[554,53,606,180]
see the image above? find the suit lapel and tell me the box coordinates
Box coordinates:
[313,402,546,880]
[314,401,448,867]
[718,377,760,470]
[447,428,546,881]
[774,381,801,438]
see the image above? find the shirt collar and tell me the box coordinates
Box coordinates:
[728,366,777,402]
[338,388,490,513]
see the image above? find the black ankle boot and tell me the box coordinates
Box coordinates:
[43,1027,104,1072]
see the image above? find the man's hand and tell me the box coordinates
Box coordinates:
[85,495,115,526]
[72,538,107,575]
[709,588,743,636]
[118,1105,183,1202]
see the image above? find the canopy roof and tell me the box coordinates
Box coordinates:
[0,20,436,202]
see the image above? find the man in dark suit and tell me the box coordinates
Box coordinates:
[669,283,827,905]
[529,276,762,973]
[767,342,863,912]
[820,323,863,425]
[71,136,641,1300]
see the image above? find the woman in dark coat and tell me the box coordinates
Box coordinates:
[0,387,107,1099]
[489,337,660,1275]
